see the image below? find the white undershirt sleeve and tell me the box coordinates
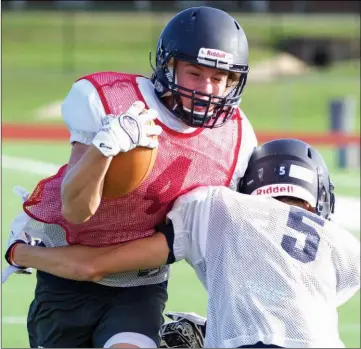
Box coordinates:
[61,79,107,145]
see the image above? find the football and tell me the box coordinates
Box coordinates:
[102,122,158,199]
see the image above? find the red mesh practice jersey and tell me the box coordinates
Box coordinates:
[23,72,242,247]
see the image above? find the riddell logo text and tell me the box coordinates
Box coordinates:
[206,50,226,58]
[256,185,294,195]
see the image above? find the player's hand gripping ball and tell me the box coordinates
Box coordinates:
[94,101,161,199]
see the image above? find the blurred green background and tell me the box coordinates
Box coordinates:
[2,10,360,131]
[2,1,360,348]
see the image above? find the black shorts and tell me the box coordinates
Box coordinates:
[27,271,168,348]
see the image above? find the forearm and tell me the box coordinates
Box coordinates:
[13,243,117,281]
[12,233,169,282]
[61,145,112,224]
[90,232,169,279]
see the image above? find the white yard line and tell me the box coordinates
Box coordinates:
[1,316,27,325]
[331,196,360,232]
[2,155,60,176]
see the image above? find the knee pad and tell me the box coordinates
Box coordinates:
[103,332,157,348]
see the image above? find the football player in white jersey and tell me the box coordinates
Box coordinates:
[7,139,360,348]
[3,6,257,349]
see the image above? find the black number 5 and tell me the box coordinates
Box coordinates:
[281,206,325,263]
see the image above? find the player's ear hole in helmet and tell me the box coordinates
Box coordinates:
[275,196,313,213]
[238,138,336,220]
[149,6,249,128]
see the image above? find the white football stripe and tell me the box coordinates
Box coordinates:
[2,155,60,176]
[289,164,314,183]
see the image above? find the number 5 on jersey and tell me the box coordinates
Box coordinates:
[282,207,325,263]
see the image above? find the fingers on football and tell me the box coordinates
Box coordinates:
[127,101,146,116]
[140,108,158,122]
[139,137,159,149]
[147,138,159,149]
[144,124,162,137]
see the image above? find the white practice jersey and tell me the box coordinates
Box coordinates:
[167,186,360,348]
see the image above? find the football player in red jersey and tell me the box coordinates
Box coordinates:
[4,6,256,349]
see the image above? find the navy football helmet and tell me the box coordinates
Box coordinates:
[239,139,335,220]
[150,6,249,128]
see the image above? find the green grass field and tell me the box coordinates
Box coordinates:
[2,141,360,348]
[2,9,360,348]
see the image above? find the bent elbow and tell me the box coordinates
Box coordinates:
[89,273,104,283]
[83,263,104,282]
[61,204,92,225]
[70,263,103,282]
